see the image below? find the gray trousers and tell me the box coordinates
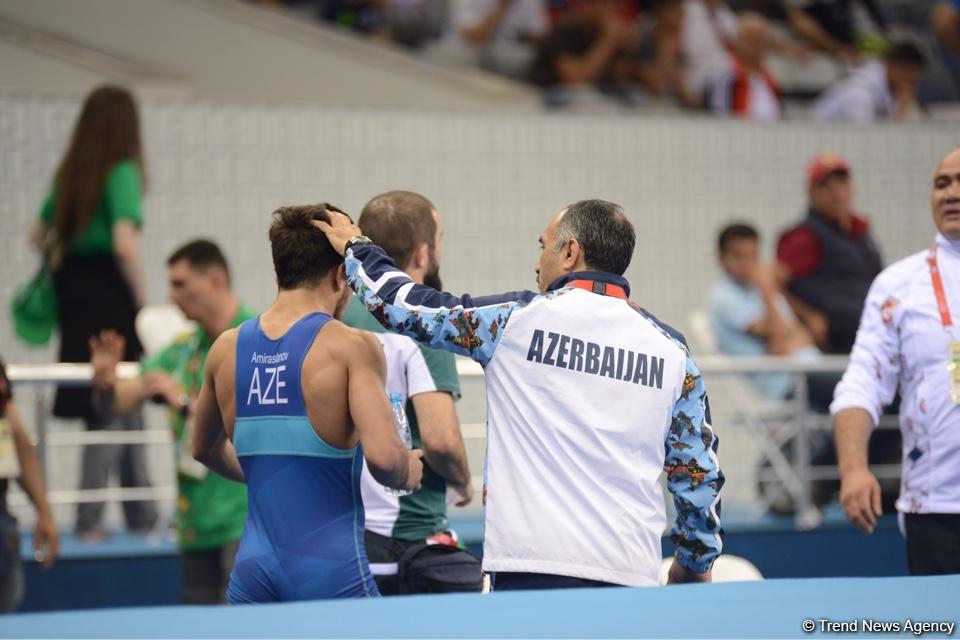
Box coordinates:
[75,410,158,534]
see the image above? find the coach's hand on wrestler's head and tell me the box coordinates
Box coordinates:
[405,449,425,491]
[311,209,362,256]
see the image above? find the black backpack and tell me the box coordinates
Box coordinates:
[396,540,483,594]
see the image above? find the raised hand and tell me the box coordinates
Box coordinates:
[89,330,126,390]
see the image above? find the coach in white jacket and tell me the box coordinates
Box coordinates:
[832,148,960,574]
[316,199,723,589]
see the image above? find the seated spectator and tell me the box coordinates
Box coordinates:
[682,0,739,103]
[783,0,888,62]
[709,223,819,400]
[811,41,927,122]
[528,0,636,90]
[708,12,783,119]
[932,1,960,69]
[634,0,700,105]
[776,153,882,355]
[451,0,550,78]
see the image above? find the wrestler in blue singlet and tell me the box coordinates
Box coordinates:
[227,312,379,602]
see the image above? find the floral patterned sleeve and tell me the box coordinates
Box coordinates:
[345,244,536,367]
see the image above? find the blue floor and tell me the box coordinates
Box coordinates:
[3,575,957,639]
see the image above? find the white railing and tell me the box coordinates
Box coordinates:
[7,355,894,527]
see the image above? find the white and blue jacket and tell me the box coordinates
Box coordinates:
[346,244,723,586]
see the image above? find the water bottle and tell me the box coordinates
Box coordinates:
[386,393,413,497]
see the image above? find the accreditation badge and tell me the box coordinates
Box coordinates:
[177,405,208,481]
[0,418,21,480]
[950,342,960,405]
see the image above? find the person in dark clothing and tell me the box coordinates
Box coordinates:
[777,153,882,355]
[773,152,899,514]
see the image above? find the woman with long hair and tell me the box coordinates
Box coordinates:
[32,85,157,540]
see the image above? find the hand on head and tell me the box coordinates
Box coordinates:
[311,209,363,256]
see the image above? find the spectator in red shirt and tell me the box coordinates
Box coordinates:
[776,153,883,355]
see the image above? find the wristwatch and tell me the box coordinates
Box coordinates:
[344,235,372,253]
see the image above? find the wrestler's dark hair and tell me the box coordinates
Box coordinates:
[269,203,346,290]
[167,239,231,285]
[555,199,635,276]
[359,190,437,269]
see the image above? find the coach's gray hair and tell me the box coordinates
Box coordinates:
[554,199,635,276]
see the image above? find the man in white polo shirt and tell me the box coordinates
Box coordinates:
[832,147,960,574]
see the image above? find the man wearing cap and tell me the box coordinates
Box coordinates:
[831,147,960,574]
[777,153,898,514]
[777,153,883,356]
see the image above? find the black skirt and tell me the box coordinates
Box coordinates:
[51,254,142,421]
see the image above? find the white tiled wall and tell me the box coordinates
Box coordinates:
[1,96,956,528]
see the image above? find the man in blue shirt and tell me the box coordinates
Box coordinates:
[709,223,820,400]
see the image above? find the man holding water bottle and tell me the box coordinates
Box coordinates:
[343,191,479,595]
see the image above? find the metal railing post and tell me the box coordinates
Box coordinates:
[34,386,48,486]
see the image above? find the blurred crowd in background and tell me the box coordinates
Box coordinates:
[254,0,960,119]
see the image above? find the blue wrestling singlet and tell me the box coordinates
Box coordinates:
[227,312,379,603]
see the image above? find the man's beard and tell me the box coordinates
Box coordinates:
[424,259,442,291]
